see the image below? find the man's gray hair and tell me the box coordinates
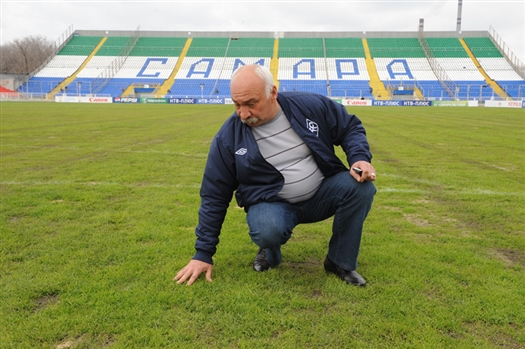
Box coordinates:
[232,64,275,98]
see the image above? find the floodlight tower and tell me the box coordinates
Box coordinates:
[456,0,463,32]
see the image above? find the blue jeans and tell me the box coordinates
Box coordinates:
[246,171,375,271]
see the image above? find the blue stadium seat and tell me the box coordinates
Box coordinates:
[19,77,62,94]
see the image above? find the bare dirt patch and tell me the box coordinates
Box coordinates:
[9,215,25,223]
[56,340,76,349]
[464,321,523,349]
[285,258,320,275]
[404,213,431,227]
[33,292,59,312]
[489,248,525,268]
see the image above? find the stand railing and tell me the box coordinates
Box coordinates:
[418,30,457,100]
[92,25,141,94]
[489,26,525,80]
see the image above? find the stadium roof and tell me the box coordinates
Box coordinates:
[74,29,491,39]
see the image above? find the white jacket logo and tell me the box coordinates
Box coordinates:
[235,148,247,155]
[306,119,319,137]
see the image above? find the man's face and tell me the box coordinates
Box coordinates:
[230,70,278,127]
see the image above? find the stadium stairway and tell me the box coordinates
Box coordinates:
[47,37,107,99]
[121,83,135,97]
[413,87,425,100]
[270,39,280,89]
[156,38,193,97]
[459,38,510,100]
[362,38,390,100]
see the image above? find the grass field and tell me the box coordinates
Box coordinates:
[1,102,524,349]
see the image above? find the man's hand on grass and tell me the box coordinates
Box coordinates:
[174,259,213,286]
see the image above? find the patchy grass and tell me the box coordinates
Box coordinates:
[1,102,524,348]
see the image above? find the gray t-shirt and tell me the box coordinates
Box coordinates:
[251,110,324,203]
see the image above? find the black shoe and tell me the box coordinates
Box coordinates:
[253,247,273,272]
[324,257,366,286]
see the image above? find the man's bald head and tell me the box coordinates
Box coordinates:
[231,64,275,98]
[230,64,280,127]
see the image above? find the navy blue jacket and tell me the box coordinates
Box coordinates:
[193,92,372,264]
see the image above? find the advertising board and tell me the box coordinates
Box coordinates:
[343,99,372,106]
[55,96,112,103]
[432,101,469,107]
[114,97,139,103]
[141,98,168,104]
[168,98,196,104]
[196,98,224,104]
[485,100,523,108]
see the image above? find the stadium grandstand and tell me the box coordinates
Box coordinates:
[13,27,525,102]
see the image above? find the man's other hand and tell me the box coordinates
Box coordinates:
[350,161,376,183]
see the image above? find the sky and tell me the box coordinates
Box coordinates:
[1,0,524,62]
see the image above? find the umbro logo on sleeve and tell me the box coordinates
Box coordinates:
[235,148,247,155]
